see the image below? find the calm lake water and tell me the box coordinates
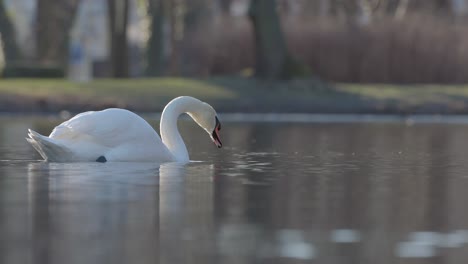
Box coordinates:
[1,114,468,264]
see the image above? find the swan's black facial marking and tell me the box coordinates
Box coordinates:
[212,116,222,148]
[216,116,221,131]
[96,156,107,163]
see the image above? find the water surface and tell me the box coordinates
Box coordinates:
[1,115,468,264]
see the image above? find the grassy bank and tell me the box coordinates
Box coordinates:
[1,77,468,114]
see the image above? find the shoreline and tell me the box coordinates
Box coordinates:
[4,113,468,126]
[2,97,467,116]
[2,77,468,115]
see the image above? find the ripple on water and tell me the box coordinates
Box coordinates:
[396,230,468,258]
[277,229,316,260]
[330,229,362,243]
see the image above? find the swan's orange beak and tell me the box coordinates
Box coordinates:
[212,117,222,148]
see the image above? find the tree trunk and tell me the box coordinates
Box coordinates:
[319,0,331,16]
[36,0,80,67]
[36,0,58,64]
[146,0,165,76]
[248,0,291,80]
[168,0,183,75]
[395,0,410,19]
[0,1,20,66]
[108,0,129,78]
[218,0,232,14]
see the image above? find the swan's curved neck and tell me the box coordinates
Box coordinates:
[160,97,201,162]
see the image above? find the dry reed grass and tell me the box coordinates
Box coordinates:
[182,14,468,84]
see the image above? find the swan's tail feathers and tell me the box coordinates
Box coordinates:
[27,129,72,162]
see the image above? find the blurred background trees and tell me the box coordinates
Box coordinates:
[36,0,80,67]
[107,0,130,77]
[1,0,468,83]
[0,0,20,67]
[146,0,165,76]
[249,0,293,80]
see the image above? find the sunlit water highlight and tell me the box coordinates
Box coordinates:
[1,114,468,263]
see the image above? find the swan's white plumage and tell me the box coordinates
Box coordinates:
[26,96,221,163]
[28,108,173,162]
[27,130,73,162]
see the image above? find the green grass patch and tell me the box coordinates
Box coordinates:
[3,77,468,113]
[337,84,468,104]
[0,78,237,99]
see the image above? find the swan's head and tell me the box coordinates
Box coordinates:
[187,102,222,148]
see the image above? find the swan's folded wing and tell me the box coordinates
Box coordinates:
[49,109,159,147]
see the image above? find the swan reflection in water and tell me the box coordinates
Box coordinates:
[7,161,215,264]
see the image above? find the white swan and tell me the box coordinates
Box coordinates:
[26,96,222,163]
